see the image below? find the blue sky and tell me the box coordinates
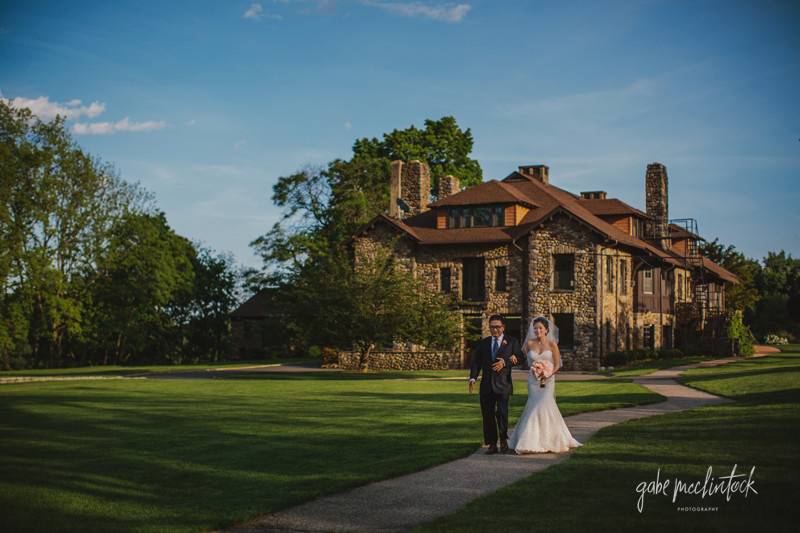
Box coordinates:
[2,0,798,268]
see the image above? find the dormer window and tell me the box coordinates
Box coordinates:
[448,205,505,228]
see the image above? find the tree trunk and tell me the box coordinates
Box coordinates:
[358,343,374,372]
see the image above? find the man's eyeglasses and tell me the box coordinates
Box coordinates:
[489,324,504,329]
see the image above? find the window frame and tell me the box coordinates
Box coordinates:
[552,313,575,349]
[552,253,575,291]
[440,267,451,293]
[495,265,508,292]
[643,268,654,295]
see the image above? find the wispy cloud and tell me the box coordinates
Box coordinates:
[3,93,167,135]
[243,2,283,20]
[362,1,471,23]
[73,117,167,135]
[1,95,105,121]
[344,121,352,130]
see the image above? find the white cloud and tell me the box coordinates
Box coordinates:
[185,119,197,126]
[73,117,167,135]
[1,95,106,121]
[234,139,247,151]
[244,2,264,18]
[362,1,471,23]
[243,2,283,20]
[344,121,352,130]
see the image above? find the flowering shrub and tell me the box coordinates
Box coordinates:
[764,333,789,345]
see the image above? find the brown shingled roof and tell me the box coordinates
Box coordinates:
[579,198,652,219]
[429,179,538,207]
[701,256,740,284]
[668,223,703,240]
[354,168,736,284]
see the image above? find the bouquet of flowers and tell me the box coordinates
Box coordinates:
[532,360,554,388]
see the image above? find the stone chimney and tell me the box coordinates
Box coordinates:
[580,191,607,199]
[645,162,670,250]
[518,164,549,184]
[388,160,431,219]
[437,174,461,200]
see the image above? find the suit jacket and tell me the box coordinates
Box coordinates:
[469,334,523,396]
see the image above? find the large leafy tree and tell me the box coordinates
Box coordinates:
[290,246,462,369]
[247,117,479,355]
[0,100,240,369]
[0,100,150,367]
[699,237,761,313]
[250,116,482,284]
[91,212,195,364]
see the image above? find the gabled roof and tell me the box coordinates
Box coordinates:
[668,223,703,241]
[230,289,278,318]
[429,179,538,208]
[578,198,652,219]
[353,168,736,284]
[701,256,740,284]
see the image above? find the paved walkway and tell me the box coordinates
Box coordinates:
[222,357,744,533]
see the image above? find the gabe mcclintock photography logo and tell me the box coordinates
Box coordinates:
[635,464,759,513]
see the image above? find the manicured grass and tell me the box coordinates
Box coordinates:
[777,343,800,353]
[0,359,312,377]
[600,356,715,377]
[0,375,663,533]
[417,352,800,533]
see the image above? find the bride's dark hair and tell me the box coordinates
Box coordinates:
[532,316,550,332]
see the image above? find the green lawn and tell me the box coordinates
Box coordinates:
[417,352,800,533]
[601,355,716,377]
[0,374,662,533]
[0,359,312,377]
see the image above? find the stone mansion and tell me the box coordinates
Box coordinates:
[348,160,739,370]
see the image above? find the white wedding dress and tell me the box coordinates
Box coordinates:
[508,348,583,454]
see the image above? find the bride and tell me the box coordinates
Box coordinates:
[508,315,582,454]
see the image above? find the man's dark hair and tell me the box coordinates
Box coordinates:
[488,314,505,324]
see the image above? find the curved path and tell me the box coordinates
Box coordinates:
[221,356,752,533]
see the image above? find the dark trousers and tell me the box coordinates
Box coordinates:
[479,392,509,445]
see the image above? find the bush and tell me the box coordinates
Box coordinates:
[307,345,322,358]
[606,351,630,367]
[656,348,684,359]
[728,309,756,356]
[764,333,789,345]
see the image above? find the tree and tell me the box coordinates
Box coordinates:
[249,116,483,286]
[91,212,194,364]
[288,246,462,370]
[0,100,151,367]
[699,237,760,313]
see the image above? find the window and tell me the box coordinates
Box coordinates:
[552,313,574,349]
[495,266,507,292]
[643,324,655,350]
[448,205,505,228]
[606,319,613,351]
[553,254,575,290]
[620,260,627,294]
[677,273,684,300]
[440,267,451,293]
[462,257,485,301]
[643,268,654,294]
[606,256,614,292]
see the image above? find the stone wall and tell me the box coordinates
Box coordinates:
[332,350,461,370]
[527,212,601,370]
[597,244,635,359]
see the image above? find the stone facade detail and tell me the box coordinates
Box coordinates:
[329,351,461,370]
[389,160,431,219]
[645,163,670,250]
[438,174,461,200]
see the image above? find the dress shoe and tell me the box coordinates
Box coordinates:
[500,439,509,453]
[485,445,499,455]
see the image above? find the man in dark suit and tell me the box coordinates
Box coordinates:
[468,314,523,454]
